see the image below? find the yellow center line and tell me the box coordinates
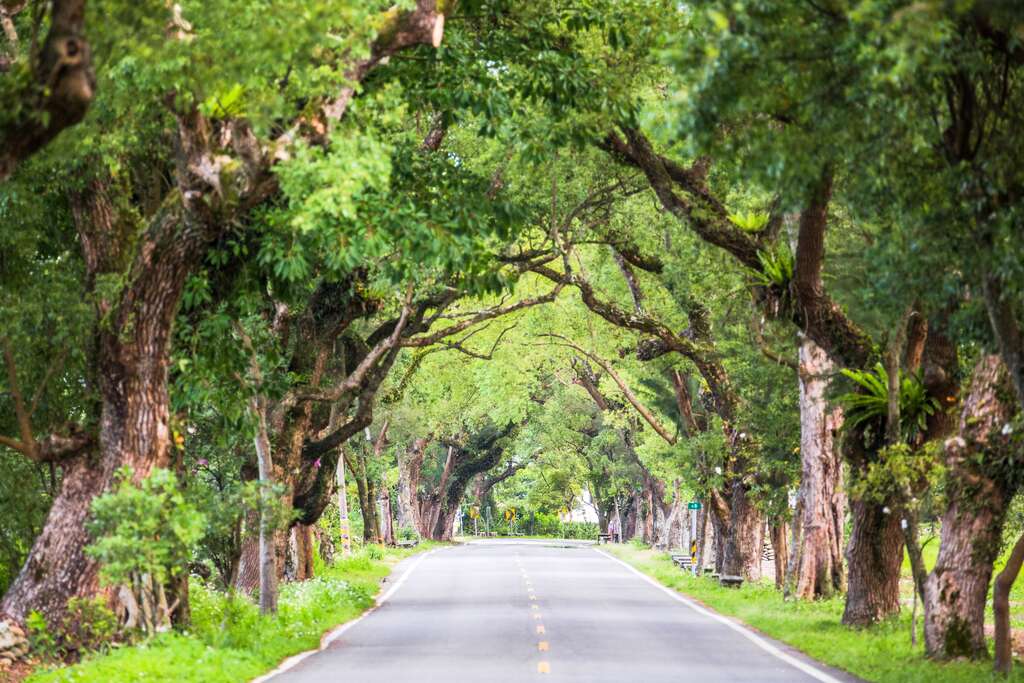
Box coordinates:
[533,612,542,620]
[538,641,549,652]
[536,625,545,634]
[537,661,550,674]
[531,603,539,610]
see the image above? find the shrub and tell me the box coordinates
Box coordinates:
[27,597,118,662]
[86,468,205,635]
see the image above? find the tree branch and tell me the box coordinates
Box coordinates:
[401,284,564,348]
[542,333,677,445]
[1,0,94,181]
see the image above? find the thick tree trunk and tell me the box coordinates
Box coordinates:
[711,512,726,574]
[656,481,683,550]
[695,503,710,572]
[720,481,763,582]
[790,338,845,599]
[378,491,395,546]
[842,497,903,625]
[924,355,1019,659]
[0,455,104,623]
[1,185,194,624]
[623,493,639,541]
[288,525,315,582]
[397,438,427,534]
[770,521,788,590]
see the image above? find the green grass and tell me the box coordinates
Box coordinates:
[604,544,1024,683]
[27,543,443,683]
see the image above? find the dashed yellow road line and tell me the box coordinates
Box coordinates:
[538,641,549,652]
[533,612,542,620]
[537,661,550,674]
[536,625,545,634]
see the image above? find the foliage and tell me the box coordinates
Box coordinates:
[850,443,945,509]
[27,598,118,663]
[838,364,940,443]
[87,468,205,591]
[85,469,205,635]
[746,247,794,291]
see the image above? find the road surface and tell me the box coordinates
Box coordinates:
[265,540,859,683]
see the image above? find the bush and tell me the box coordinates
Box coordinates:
[86,468,205,635]
[28,597,118,662]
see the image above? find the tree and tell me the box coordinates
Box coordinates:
[0,0,454,626]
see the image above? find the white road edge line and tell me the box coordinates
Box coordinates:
[594,549,846,683]
[250,547,442,683]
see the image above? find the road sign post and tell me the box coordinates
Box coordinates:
[688,502,701,576]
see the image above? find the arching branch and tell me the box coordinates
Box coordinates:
[541,333,677,446]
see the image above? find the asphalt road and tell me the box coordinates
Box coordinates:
[265,540,859,683]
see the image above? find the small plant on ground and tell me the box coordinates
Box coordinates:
[27,597,118,663]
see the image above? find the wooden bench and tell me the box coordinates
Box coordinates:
[396,539,419,548]
[597,533,613,544]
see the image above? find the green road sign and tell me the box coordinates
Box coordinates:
[687,502,702,510]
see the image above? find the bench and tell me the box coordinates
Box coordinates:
[670,553,693,567]
[719,574,744,588]
[396,539,419,548]
[597,533,613,544]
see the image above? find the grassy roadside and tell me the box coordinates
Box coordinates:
[603,543,1024,683]
[26,542,444,683]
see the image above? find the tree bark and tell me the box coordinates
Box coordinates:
[842,497,904,625]
[790,337,845,599]
[251,395,277,614]
[770,520,788,591]
[720,480,763,582]
[397,438,427,534]
[336,447,352,557]
[994,532,1024,675]
[924,355,1020,659]
[1,179,201,625]
[0,0,95,182]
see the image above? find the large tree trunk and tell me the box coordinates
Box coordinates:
[842,497,903,625]
[656,481,683,550]
[790,337,845,599]
[720,480,763,582]
[287,525,315,582]
[378,491,395,546]
[1,183,197,625]
[770,520,788,591]
[720,475,761,581]
[924,355,1019,659]
[397,438,427,534]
